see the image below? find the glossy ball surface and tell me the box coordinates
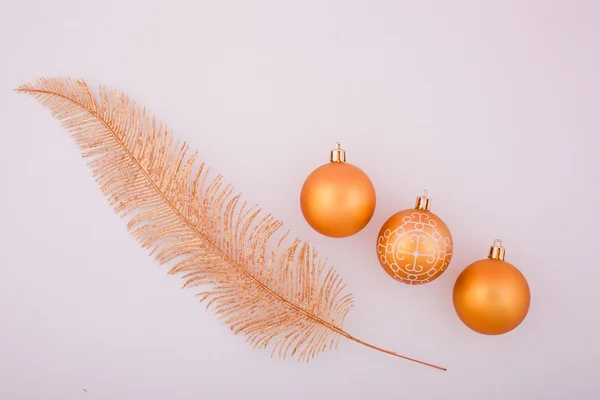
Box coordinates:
[453,259,530,335]
[300,162,375,238]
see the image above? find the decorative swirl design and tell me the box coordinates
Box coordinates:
[377,211,452,285]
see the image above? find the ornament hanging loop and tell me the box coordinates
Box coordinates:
[330,142,346,163]
[415,190,431,211]
[488,239,506,261]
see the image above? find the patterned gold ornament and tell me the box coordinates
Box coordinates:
[376,192,453,285]
[300,142,376,238]
[453,240,530,335]
[17,77,445,371]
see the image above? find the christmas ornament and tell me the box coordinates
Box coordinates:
[376,191,453,285]
[300,142,376,238]
[453,240,530,335]
[17,77,444,371]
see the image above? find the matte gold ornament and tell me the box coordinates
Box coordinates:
[18,78,444,371]
[453,240,530,335]
[376,192,453,285]
[300,143,376,238]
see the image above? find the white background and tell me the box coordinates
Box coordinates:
[1,1,599,399]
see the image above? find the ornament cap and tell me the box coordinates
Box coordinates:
[415,190,431,211]
[330,142,346,163]
[488,239,506,261]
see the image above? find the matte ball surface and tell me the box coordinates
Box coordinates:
[300,162,375,238]
[453,259,530,335]
[376,209,453,284]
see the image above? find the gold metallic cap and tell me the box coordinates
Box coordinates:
[415,190,431,211]
[488,239,506,261]
[330,142,346,163]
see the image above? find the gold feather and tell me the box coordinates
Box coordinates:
[17,77,445,371]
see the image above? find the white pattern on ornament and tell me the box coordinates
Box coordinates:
[377,212,452,285]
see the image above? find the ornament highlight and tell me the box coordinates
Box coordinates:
[376,191,453,285]
[300,142,376,238]
[453,240,530,335]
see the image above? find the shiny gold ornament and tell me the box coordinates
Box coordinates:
[453,240,530,335]
[18,78,444,371]
[300,143,376,238]
[376,191,453,285]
